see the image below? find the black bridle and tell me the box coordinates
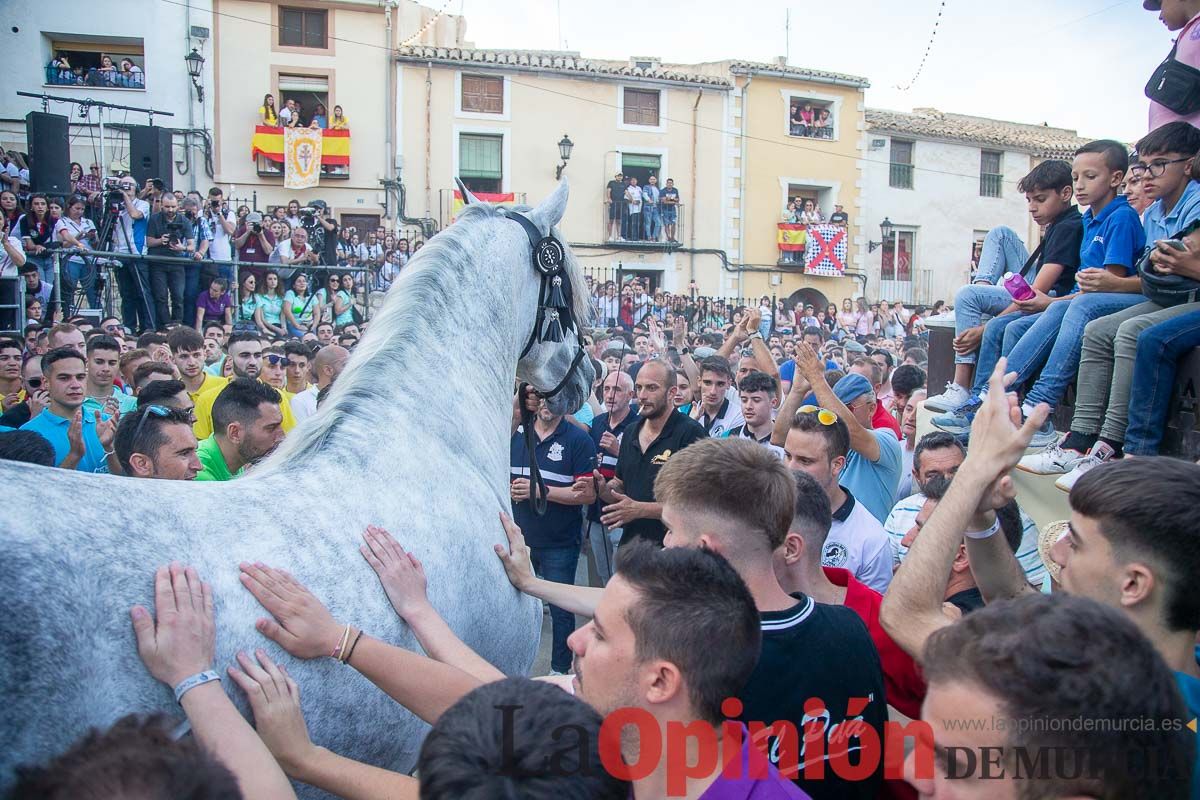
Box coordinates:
[459,184,587,514]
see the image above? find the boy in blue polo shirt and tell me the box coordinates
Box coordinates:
[510,399,596,674]
[20,346,119,473]
[935,139,1145,445]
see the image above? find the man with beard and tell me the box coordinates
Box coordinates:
[597,359,705,546]
[195,378,284,481]
[192,332,295,437]
[585,369,638,585]
[113,404,202,480]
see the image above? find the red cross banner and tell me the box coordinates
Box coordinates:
[283,127,323,190]
[804,224,847,276]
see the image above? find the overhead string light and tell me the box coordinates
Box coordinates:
[400,0,455,47]
[895,1,947,91]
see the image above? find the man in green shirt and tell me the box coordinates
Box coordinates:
[195,378,284,481]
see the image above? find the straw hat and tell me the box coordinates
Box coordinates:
[1038,520,1069,582]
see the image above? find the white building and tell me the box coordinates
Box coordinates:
[861,107,1092,306]
[0,0,215,191]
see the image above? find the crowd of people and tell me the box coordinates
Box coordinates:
[6,2,1200,797]
[45,52,145,88]
[258,93,349,130]
[604,172,681,243]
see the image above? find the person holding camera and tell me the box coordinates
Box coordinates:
[180,196,213,318]
[203,187,237,284]
[234,210,275,289]
[139,177,165,215]
[145,194,196,326]
[110,177,153,332]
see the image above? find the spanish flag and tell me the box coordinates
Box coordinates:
[250,125,350,166]
[452,189,516,221]
[777,222,807,252]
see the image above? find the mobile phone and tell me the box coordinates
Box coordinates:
[1157,239,1188,252]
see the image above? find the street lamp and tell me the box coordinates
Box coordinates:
[868,217,894,253]
[555,134,573,180]
[184,48,206,103]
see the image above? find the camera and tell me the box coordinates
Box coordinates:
[246,211,264,234]
[166,219,184,246]
[151,178,165,192]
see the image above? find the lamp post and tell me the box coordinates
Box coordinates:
[555,134,574,180]
[867,217,894,253]
[184,48,206,103]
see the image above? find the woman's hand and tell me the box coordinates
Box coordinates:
[227,649,316,776]
[131,563,215,688]
[239,562,343,659]
[360,526,432,621]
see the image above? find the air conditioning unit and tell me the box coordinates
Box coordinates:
[869,138,887,151]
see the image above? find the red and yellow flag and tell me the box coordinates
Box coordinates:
[250,125,350,166]
[777,222,807,252]
[452,189,516,221]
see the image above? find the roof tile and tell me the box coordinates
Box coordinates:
[866,107,1095,159]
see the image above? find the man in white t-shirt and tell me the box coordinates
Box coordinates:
[623,178,643,241]
[784,408,893,592]
[111,177,154,331]
[722,370,785,460]
[289,344,349,422]
[202,187,237,280]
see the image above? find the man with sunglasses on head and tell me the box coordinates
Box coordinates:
[113,404,201,480]
[0,350,47,429]
[136,379,195,419]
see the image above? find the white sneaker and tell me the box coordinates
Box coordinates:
[1017,442,1085,475]
[924,382,971,413]
[1056,442,1116,492]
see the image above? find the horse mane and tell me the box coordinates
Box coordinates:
[259,199,588,470]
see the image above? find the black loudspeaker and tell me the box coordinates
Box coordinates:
[25,112,70,195]
[129,126,173,192]
[0,276,23,334]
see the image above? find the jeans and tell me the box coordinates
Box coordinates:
[150,263,186,325]
[529,543,581,673]
[952,284,1015,365]
[970,312,1029,396]
[183,264,203,325]
[115,258,155,332]
[1070,300,1200,442]
[1004,293,1147,410]
[1124,310,1200,455]
[643,206,661,241]
[62,258,100,312]
[974,226,1028,285]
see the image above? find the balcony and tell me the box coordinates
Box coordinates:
[45,65,144,89]
[777,222,849,276]
[889,162,914,190]
[601,200,684,249]
[250,125,350,180]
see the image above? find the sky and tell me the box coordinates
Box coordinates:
[456,0,1173,143]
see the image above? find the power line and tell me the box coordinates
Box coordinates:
[895,1,946,91]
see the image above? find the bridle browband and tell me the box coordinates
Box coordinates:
[458,183,587,514]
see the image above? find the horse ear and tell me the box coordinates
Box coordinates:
[529,178,569,232]
[454,178,480,206]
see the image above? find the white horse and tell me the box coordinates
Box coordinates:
[0,182,594,791]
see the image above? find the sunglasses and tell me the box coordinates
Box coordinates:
[26,377,43,389]
[264,353,286,366]
[797,405,838,426]
[132,404,172,442]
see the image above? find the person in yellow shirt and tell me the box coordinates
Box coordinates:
[330,104,349,130]
[168,327,227,403]
[259,93,279,127]
[192,333,296,438]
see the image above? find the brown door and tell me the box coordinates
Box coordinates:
[340,213,380,238]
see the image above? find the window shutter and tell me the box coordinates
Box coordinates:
[459,134,503,180]
[623,89,660,126]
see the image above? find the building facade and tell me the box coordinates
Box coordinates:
[862,107,1091,306]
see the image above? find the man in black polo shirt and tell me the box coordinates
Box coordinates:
[605,172,625,241]
[510,399,596,675]
[586,369,638,586]
[599,359,705,546]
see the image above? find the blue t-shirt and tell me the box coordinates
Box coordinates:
[1144,179,1200,244]
[839,428,902,523]
[20,408,110,473]
[510,418,595,547]
[780,358,838,385]
[1175,647,1200,797]
[1075,195,1146,291]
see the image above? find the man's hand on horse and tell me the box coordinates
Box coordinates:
[493,513,535,591]
[360,525,431,622]
[239,562,344,660]
[227,648,315,775]
[130,562,215,688]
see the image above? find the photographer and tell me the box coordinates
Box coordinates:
[110,177,153,332]
[145,194,196,325]
[203,187,237,283]
[234,210,275,287]
[181,196,212,317]
[298,200,337,266]
[138,177,165,215]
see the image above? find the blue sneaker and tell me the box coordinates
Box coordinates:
[931,397,982,436]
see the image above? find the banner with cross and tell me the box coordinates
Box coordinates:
[804,224,847,276]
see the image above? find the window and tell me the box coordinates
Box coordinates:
[787,97,835,139]
[980,150,1003,198]
[882,230,914,282]
[889,140,914,189]
[623,89,660,127]
[458,133,503,193]
[279,7,327,49]
[46,37,145,89]
[461,75,503,114]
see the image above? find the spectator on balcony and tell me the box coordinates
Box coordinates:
[660,177,680,243]
[813,107,833,139]
[829,204,849,226]
[641,175,661,242]
[49,53,73,84]
[605,172,624,241]
[789,102,807,137]
[259,94,279,127]
[118,58,143,88]
[96,54,117,84]
[330,104,349,130]
[799,199,824,225]
[624,178,643,242]
[310,103,328,130]
[279,98,299,128]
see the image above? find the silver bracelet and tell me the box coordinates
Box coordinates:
[965,518,1001,540]
[173,670,221,704]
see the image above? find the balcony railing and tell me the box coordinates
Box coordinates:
[777,222,850,276]
[250,125,351,180]
[980,172,1003,198]
[45,66,145,89]
[602,200,684,248]
[889,162,914,189]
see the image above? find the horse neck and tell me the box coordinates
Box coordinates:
[262,224,536,475]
